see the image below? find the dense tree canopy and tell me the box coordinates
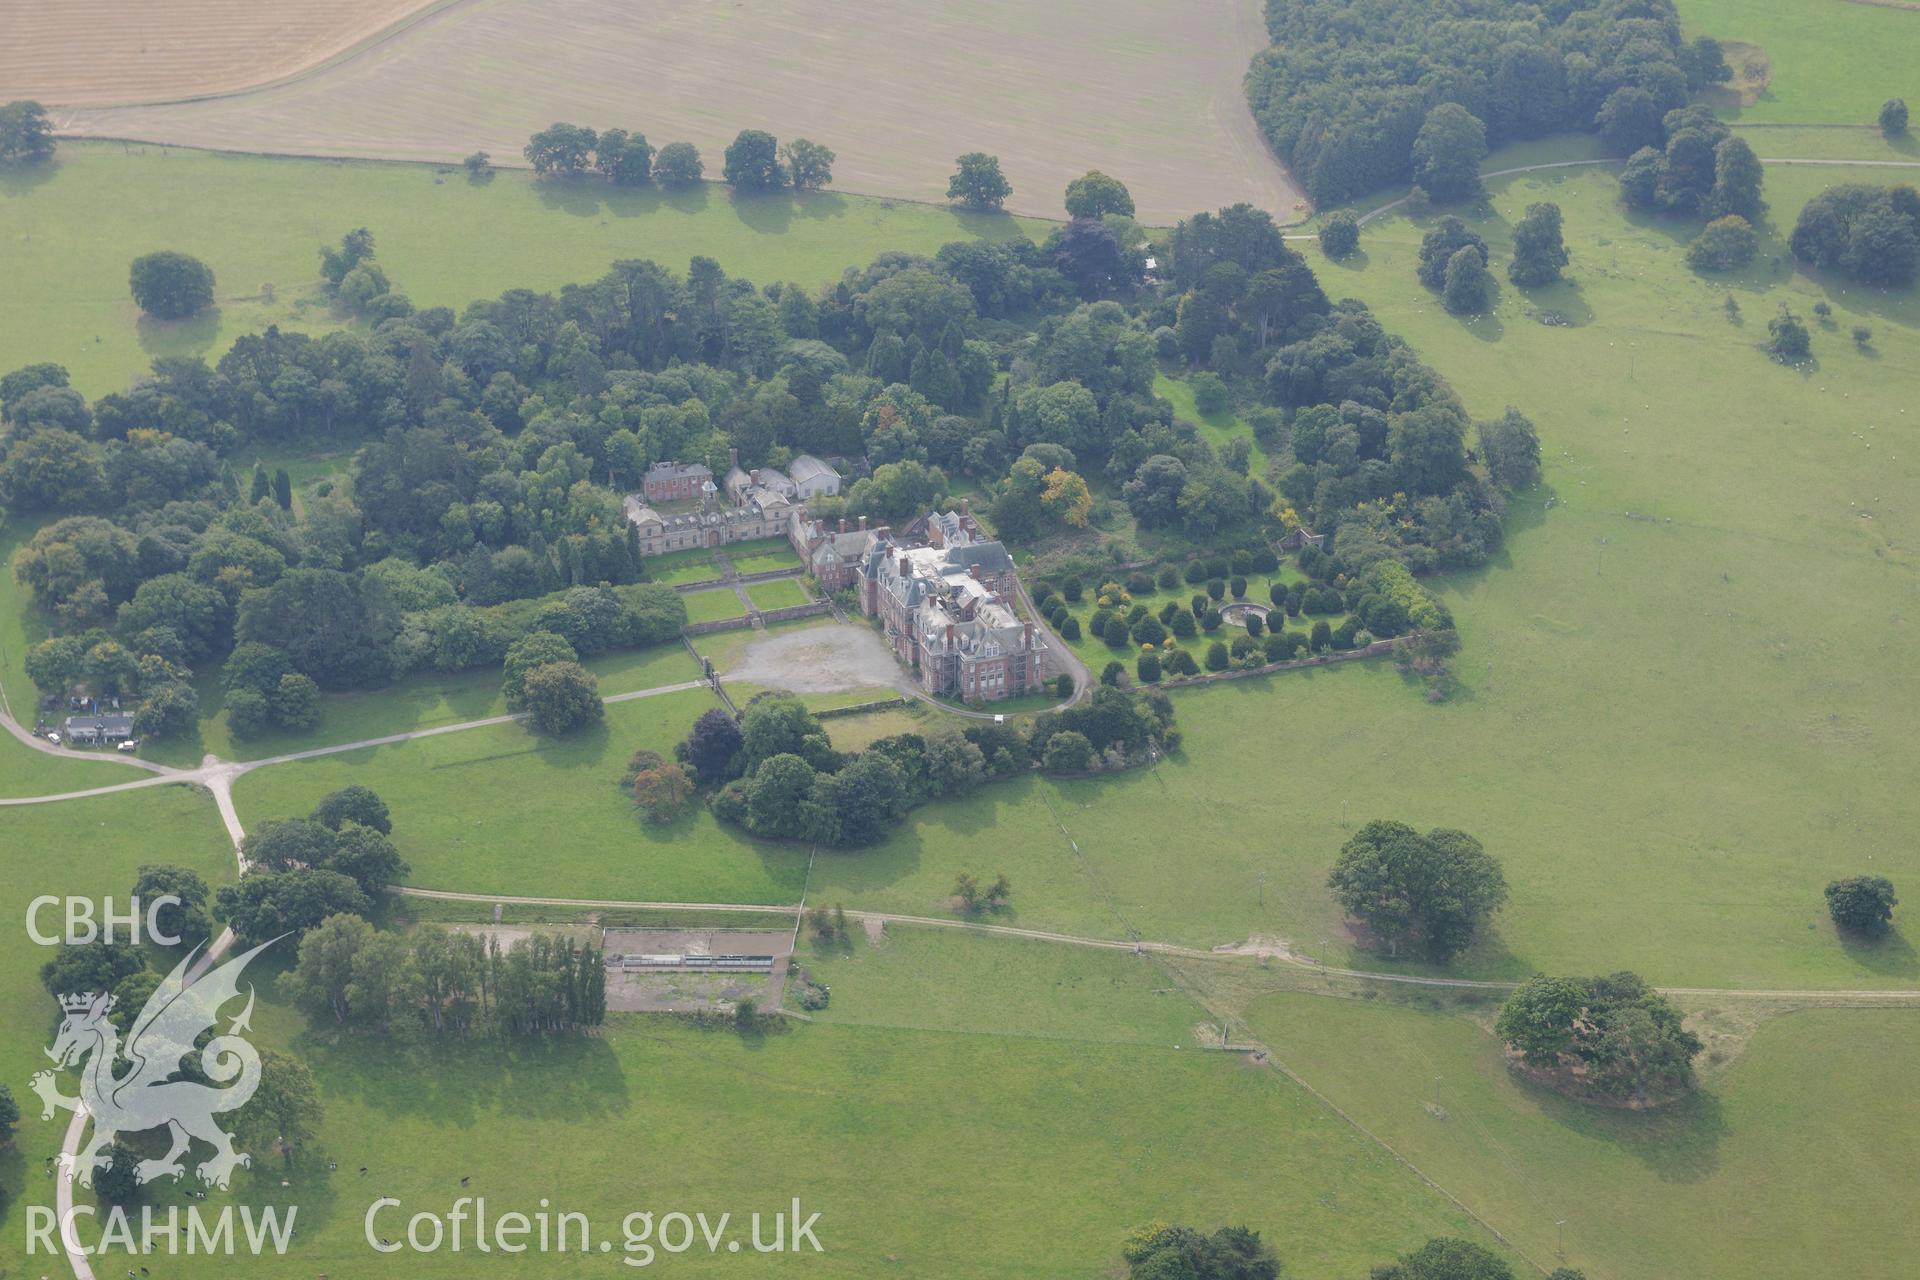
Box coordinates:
[1326,819,1507,962]
[723,129,785,191]
[0,99,56,164]
[947,152,1012,209]
[129,252,216,320]
[1410,103,1487,203]
[1496,971,1702,1101]
[1825,875,1897,937]
[1508,201,1568,287]
[1247,1,1729,206]
[1064,170,1135,220]
[1790,183,1920,286]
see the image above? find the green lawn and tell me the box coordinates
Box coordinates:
[729,548,805,576]
[231,687,810,905]
[1155,373,1271,475]
[1245,991,1920,1280]
[1678,0,1920,125]
[0,784,235,1261]
[745,578,810,611]
[642,547,727,586]
[140,642,701,767]
[0,142,1045,396]
[681,586,748,625]
[96,931,1491,1280]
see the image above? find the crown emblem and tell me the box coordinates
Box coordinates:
[60,991,108,1013]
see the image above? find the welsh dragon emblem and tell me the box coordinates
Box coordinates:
[33,939,276,1189]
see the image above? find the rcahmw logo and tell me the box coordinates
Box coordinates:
[33,938,278,1188]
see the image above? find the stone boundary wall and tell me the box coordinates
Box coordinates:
[815,698,910,720]
[758,602,833,625]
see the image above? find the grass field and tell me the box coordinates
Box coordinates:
[1678,0,1920,125]
[1155,373,1272,475]
[0,0,438,105]
[0,142,1047,395]
[55,0,1300,224]
[140,640,701,768]
[1244,990,1920,1280]
[230,686,813,905]
[681,586,747,625]
[641,547,728,586]
[0,784,235,1265]
[788,159,1920,988]
[79,929,1492,1279]
[728,547,804,576]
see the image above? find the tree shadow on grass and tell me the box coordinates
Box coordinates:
[136,305,222,360]
[1837,926,1918,979]
[0,156,58,198]
[533,177,613,219]
[1515,277,1595,326]
[1520,1070,1728,1183]
[728,191,795,236]
[298,1022,632,1132]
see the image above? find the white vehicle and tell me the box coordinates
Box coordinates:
[46,732,61,746]
[117,738,140,753]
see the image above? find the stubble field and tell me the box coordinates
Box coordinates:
[51,0,1302,223]
[0,0,441,105]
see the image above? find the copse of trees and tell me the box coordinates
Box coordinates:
[0,99,56,164]
[523,123,721,190]
[129,251,216,321]
[1789,183,1920,286]
[212,787,405,943]
[694,688,1175,846]
[1619,106,1765,222]
[1326,819,1506,963]
[1121,1222,1280,1279]
[283,914,604,1036]
[1246,0,1732,206]
[1495,972,1702,1103]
